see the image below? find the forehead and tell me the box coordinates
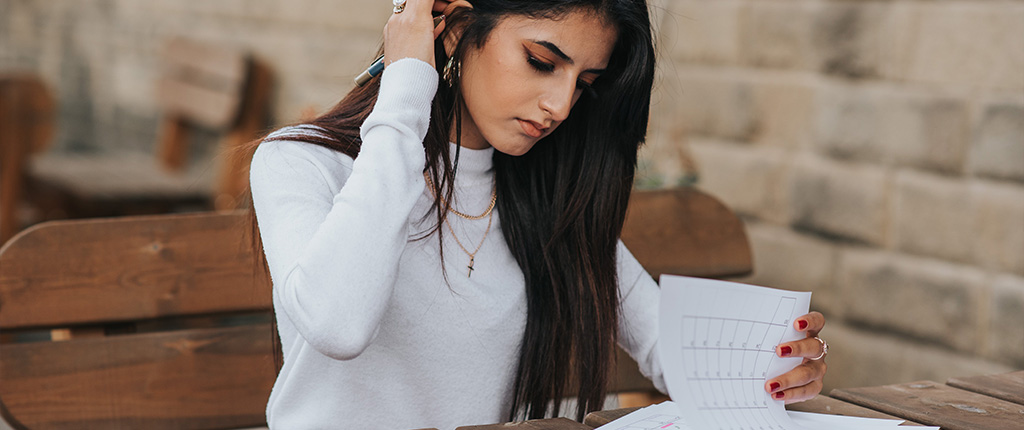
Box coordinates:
[489,11,618,67]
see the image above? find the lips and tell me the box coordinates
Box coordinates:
[518,119,547,138]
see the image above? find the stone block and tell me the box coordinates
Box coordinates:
[971,181,1024,276]
[673,75,757,141]
[788,155,889,245]
[738,222,839,317]
[891,3,1024,91]
[886,97,971,176]
[970,103,1024,183]
[689,139,789,223]
[814,85,885,163]
[750,79,817,149]
[815,84,971,175]
[813,2,885,79]
[739,2,820,71]
[822,322,1016,392]
[662,0,742,65]
[837,249,986,352]
[986,275,1024,366]
[891,171,973,263]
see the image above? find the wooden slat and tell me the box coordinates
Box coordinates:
[457,417,590,430]
[831,380,1024,430]
[583,407,640,427]
[786,395,924,425]
[0,324,275,430]
[163,38,247,87]
[157,39,248,130]
[947,371,1024,406]
[29,152,216,200]
[157,77,241,129]
[621,188,752,280]
[0,212,270,329]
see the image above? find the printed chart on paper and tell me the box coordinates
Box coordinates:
[659,275,811,430]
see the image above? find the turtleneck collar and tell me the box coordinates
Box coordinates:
[449,142,494,186]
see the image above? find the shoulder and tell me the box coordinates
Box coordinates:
[250,125,355,192]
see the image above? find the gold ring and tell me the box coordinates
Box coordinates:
[810,336,828,360]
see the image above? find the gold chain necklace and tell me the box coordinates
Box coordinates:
[445,209,493,277]
[423,171,497,277]
[423,171,496,220]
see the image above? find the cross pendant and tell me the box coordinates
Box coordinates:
[467,256,475,277]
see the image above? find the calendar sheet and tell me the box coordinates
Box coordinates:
[659,275,812,430]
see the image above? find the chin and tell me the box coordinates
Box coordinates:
[491,140,537,157]
[491,131,547,156]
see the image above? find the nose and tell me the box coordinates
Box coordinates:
[538,78,576,123]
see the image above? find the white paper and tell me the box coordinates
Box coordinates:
[787,411,902,428]
[595,401,693,430]
[595,401,941,430]
[659,275,812,430]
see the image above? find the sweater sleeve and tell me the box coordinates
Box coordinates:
[616,241,668,393]
[250,58,438,360]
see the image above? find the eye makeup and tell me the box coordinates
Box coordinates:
[524,49,598,97]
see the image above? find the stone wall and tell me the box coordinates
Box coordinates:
[1,0,1021,395]
[643,0,1024,391]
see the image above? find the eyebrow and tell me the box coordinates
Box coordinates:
[530,40,607,74]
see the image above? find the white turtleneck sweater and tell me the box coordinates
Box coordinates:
[249,58,665,430]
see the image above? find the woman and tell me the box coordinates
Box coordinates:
[248,0,828,428]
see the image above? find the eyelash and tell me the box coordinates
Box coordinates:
[527,55,598,98]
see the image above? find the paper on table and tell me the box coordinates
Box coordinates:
[594,402,941,430]
[595,401,692,430]
[787,411,900,427]
[659,275,811,430]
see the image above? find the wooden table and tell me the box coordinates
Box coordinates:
[452,371,1024,430]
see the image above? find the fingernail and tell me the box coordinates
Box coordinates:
[780,346,792,357]
[769,382,780,392]
[797,320,808,330]
[774,392,785,399]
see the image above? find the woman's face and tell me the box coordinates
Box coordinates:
[452,10,617,155]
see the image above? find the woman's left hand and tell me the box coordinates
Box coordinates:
[764,311,827,404]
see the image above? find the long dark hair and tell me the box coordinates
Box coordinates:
[253,0,655,421]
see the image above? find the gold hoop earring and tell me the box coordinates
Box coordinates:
[443,56,459,86]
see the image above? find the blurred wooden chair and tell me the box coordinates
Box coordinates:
[0,211,274,429]
[0,74,56,244]
[611,187,753,406]
[18,38,272,229]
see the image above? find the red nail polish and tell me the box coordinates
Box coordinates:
[774,392,785,399]
[780,346,792,357]
[769,382,780,392]
[797,320,808,330]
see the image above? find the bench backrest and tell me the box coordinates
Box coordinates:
[0,187,750,427]
[0,211,274,429]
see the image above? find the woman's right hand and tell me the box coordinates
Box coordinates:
[383,0,453,68]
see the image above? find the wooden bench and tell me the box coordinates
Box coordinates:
[0,186,749,428]
[2,37,272,245]
[0,211,274,429]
